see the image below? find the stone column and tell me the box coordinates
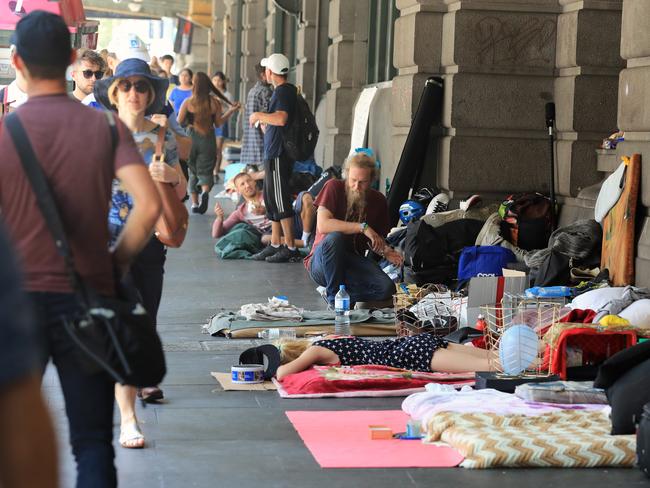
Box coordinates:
[391,0,446,187]
[616,0,650,286]
[241,0,267,100]
[436,1,560,199]
[554,0,623,198]
[223,0,241,89]
[295,0,329,110]
[324,0,370,167]
[208,0,227,75]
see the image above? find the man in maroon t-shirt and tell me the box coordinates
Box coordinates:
[0,12,161,488]
[305,153,403,307]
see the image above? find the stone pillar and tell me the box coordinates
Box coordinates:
[617,0,650,286]
[436,1,560,199]
[554,0,623,197]
[208,0,227,75]
[223,0,241,90]
[295,0,329,110]
[241,0,267,101]
[391,0,446,187]
[324,0,370,167]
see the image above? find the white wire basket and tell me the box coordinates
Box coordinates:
[481,299,560,377]
[394,284,462,337]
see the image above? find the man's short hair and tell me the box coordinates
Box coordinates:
[75,49,106,72]
[343,153,377,181]
[254,63,265,77]
[161,54,174,63]
[13,11,71,80]
[232,172,253,186]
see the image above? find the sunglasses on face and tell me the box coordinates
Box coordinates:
[79,69,104,80]
[117,79,151,94]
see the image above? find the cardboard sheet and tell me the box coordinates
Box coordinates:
[211,372,276,391]
[286,410,464,468]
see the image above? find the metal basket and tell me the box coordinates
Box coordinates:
[394,284,462,337]
[481,299,560,377]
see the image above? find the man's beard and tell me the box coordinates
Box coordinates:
[345,186,367,223]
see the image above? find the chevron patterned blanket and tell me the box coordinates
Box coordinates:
[424,409,636,469]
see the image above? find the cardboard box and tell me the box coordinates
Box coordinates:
[465,274,528,327]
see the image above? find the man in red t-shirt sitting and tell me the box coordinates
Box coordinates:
[304,153,403,307]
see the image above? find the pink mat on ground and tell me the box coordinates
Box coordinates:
[286,410,464,468]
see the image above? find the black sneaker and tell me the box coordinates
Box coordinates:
[198,191,210,214]
[266,246,303,263]
[191,204,200,214]
[251,245,282,261]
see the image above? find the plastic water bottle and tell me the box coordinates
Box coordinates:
[334,285,351,335]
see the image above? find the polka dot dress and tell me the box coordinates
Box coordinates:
[313,334,448,372]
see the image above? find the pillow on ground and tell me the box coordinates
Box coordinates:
[619,299,650,329]
[569,287,626,311]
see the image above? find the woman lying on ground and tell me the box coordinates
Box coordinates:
[276,334,500,380]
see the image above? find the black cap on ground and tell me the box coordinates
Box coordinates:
[13,10,71,68]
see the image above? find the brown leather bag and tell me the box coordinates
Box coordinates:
[153,126,188,248]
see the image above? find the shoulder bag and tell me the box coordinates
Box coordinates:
[153,124,189,248]
[4,112,166,387]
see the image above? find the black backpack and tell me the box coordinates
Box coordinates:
[283,88,319,161]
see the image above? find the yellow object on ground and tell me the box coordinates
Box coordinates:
[599,315,631,327]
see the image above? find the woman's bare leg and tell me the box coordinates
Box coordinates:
[429,348,489,373]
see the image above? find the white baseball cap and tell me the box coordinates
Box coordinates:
[261,53,290,75]
[108,33,150,63]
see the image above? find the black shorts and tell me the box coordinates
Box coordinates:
[263,153,295,222]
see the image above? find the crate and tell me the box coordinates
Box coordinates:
[481,300,561,377]
[394,284,462,337]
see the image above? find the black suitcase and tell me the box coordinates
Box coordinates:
[638,402,650,478]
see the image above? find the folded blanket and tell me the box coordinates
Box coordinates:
[424,408,635,469]
[274,365,474,398]
[402,388,604,421]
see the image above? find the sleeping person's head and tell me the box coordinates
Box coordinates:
[275,338,313,364]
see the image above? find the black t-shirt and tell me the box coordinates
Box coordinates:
[263,83,296,160]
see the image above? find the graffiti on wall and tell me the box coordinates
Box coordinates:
[474,16,556,66]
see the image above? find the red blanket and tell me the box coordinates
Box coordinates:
[275,365,475,398]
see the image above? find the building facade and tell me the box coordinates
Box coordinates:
[203,0,647,286]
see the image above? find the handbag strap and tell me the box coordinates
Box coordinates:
[154,124,167,162]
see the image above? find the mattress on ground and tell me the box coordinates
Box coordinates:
[229,322,397,338]
[424,408,636,469]
[206,308,397,337]
[274,365,475,398]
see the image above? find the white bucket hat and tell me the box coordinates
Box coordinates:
[261,53,290,75]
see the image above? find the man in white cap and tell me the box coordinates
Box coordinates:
[248,53,301,263]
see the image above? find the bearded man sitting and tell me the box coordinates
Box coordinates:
[303,153,403,308]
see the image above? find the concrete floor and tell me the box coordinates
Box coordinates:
[43,192,648,487]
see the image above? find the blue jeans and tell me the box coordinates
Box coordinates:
[308,232,395,306]
[30,292,117,488]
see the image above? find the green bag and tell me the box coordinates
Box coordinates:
[214,223,264,259]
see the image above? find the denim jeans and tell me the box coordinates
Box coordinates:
[30,292,117,488]
[308,232,395,306]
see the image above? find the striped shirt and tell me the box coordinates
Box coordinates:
[241,81,272,165]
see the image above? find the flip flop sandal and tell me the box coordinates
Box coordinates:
[119,422,145,449]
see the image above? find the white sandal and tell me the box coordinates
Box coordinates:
[119,422,145,449]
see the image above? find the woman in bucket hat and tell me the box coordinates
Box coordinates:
[95,58,187,448]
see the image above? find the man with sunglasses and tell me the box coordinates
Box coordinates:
[71,49,106,102]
